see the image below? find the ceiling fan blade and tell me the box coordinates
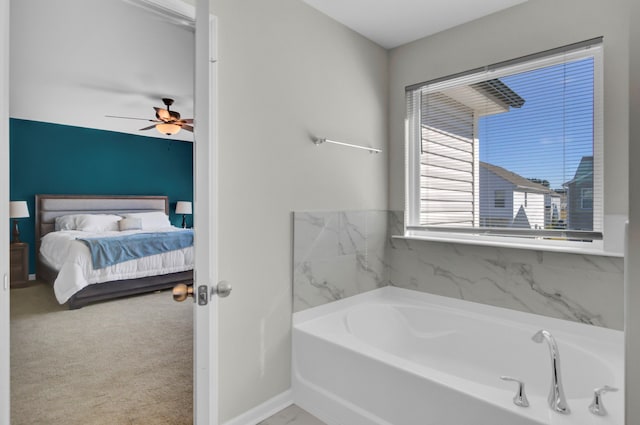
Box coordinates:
[139,124,157,131]
[105,115,154,121]
[182,118,193,123]
[181,124,194,132]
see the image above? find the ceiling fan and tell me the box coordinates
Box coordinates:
[106,98,193,135]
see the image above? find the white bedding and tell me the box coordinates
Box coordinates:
[40,227,194,304]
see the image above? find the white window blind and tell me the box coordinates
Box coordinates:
[406,38,603,242]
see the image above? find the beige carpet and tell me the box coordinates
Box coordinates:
[10,282,193,425]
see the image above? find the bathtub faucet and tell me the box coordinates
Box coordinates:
[532,329,570,414]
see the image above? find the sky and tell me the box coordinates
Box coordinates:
[477,57,594,190]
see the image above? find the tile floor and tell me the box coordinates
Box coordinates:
[258,404,327,425]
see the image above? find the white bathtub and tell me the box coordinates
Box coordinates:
[292,286,624,425]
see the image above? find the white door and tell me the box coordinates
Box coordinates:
[0,0,10,422]
[193,0,220,424]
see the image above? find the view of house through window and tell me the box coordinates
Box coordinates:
[407,40,602,240]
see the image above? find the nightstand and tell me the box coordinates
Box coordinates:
[10,242,29,288]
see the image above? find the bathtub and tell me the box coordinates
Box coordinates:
[292,286,624,425]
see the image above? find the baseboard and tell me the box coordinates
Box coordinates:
[222,389,293,425]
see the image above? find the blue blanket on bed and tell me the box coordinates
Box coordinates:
[77,230,194,269]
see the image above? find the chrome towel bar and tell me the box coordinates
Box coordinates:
[313,137,382,154]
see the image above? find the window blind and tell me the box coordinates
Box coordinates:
[406,39,603,241]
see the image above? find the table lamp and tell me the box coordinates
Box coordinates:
[10,201,29,243]
[175,201,192,229]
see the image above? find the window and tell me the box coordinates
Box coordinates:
[405,38,603,248]
[494,190,505,208]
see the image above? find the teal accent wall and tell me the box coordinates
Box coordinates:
[10,118,194,274]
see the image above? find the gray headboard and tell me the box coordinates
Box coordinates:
[35,194,169,248]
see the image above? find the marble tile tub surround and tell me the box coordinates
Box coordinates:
[293,210,624,330]
[293,211,389,312]
[387,211,624,330]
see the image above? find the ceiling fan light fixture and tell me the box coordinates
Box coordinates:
[107,98,193,135]
[156,123,181,135]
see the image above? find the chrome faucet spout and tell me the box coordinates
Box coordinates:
[532,329,570,414]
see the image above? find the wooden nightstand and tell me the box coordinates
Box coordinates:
[10,242,29,288]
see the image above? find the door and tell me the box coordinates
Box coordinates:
[193,1,220,424]
[0,0,10,422]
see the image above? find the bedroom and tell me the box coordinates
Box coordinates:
[8,0,196,423]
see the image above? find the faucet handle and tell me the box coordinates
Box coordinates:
[500,376,530,407]
[589,385,618,416]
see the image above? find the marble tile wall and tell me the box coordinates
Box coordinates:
[292,211,388,312]
[386,211,624,330]
[293,210,624,329]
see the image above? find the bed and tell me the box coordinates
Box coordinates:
[35,194,194,309]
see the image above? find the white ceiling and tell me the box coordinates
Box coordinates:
[10,0,195,142]
[302,0,528,49]
[10,0,527,142]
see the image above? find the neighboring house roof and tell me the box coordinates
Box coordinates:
[563,156,593,186]
[480,161,553,194]
[471,79,526,109]
[439,78,525,119]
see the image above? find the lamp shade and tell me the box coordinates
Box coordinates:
[156,123,181,135]
[10,201,29,219]
[175,201,192,215]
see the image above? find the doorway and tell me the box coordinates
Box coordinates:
[8,0,197,423]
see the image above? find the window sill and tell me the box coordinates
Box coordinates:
[392,232,624,258]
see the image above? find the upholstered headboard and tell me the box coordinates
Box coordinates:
[35,194,169,248]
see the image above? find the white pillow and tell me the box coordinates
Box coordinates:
[75,214,122,232]
[123,212,171,230]
[118,217,142,231]
[55,214,81,231]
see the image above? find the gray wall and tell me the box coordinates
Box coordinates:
[210,0,388,421]
[211,0,633,421]
[626,0,640,421]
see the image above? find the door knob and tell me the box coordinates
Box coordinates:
[213,281,232,298]
[173,283,194,302]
